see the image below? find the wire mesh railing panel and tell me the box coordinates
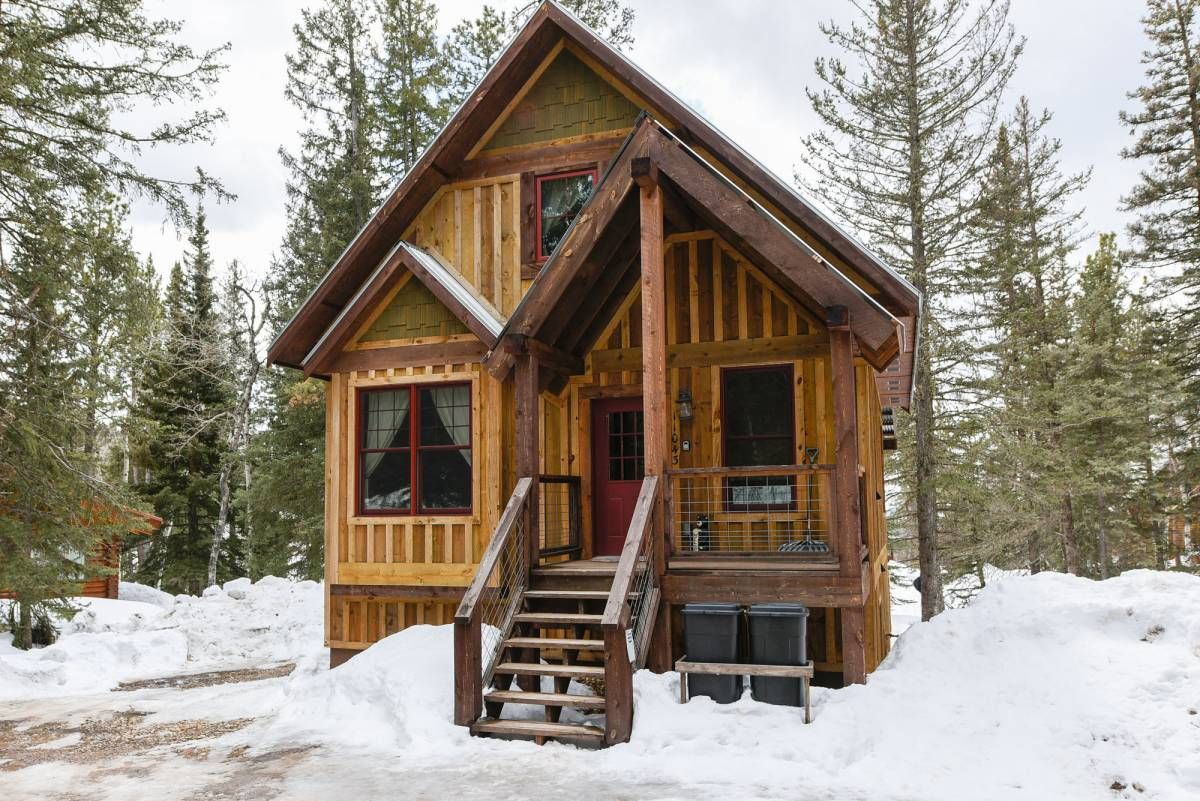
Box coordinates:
[669,466,837,556]
[627,533,657,669]
[538,475,581,558]
[476,512,528,690]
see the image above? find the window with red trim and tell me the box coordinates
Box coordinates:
[721,365,796,510]
[536,168,598,261]
[358,384,472,515]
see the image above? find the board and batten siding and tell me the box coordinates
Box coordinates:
[324,361,506,651]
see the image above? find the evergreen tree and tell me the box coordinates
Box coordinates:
[801,0,1022,619]
[0,0,228,237]
[0,196,132,648]
[964,99,1089,574]
[375,0,450,181]
[1061,236,1142,577]
[137,208,236,593]
[1121,0,1200,412]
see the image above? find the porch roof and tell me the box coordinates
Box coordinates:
[485,117,908,378]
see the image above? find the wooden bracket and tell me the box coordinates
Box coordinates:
[631,156,660,190]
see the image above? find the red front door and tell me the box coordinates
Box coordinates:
[591,397,645,556]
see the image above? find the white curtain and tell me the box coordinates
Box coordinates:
[427,385,470,447]
[365,390,410,476]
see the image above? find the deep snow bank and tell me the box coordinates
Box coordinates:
[620,569,1200,800]
[259,570,1199,801]
[0,577,322,700]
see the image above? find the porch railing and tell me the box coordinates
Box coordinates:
[601,474,662,745]
[453,477,532,726]
[667,464,838,556]
[537,474,582,560]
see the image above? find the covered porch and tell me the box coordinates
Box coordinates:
[457,116,909,703]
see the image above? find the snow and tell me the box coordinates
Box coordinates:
[245,569,1199,800]
[0,577,322,700]
[2,570,1198,800]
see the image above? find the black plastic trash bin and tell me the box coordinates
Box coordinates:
[747,603,809,706]
[681,602,742,703]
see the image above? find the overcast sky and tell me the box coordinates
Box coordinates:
[129,0,1148,283]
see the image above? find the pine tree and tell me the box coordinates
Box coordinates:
[0,0,228,237]
[1065,235,1166,577]
[137,208,235,593]
[964,99,1089,574]
[1121,1,1200,409]
[801,0,1022,619]
[0,196,133,648]
[375,0,450,181]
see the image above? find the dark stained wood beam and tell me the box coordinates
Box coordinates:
[514,352,541,568]
[537,199,641,347]
[320,340,487,375]
[841,607,867,685]
[456,129,630,181]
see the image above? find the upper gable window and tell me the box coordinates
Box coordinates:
[536,168,598,261]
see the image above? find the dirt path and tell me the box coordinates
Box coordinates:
[0,663,881,801]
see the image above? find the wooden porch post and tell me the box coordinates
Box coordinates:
[828,305,867,685]
[635,157,673,672]
[514,343,540,568]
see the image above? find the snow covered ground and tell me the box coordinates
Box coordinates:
[1,571,1198,800]
[0,577,323,700]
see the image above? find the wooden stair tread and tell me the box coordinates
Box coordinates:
[494,661,606,678]
[532,562,618,577]
[470,717,605,742]
[513,612,603,625]
[523,590,614,600]
[504,636,604,650]
[484,690,606,709]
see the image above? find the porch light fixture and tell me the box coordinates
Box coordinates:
[676,389,694,422]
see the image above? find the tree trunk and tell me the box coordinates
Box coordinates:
[208,461,233,588]
[1062,492,1080,575]
[1097,516,1111,579]
[15,599,32,651]
[913,329,943,619]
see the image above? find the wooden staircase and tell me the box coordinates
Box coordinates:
[454,476,662,748]
[468,561,618,745]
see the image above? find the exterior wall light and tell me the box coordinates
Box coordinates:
[676,389,694,422]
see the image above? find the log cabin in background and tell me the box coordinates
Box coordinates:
[268,1,921,746]
[1,508,161,602]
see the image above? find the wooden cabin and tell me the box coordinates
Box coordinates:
[0,508,161,601]
[268,1,920,746]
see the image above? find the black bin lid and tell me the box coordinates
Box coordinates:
[682,602,742,615]
[747,603,809,618]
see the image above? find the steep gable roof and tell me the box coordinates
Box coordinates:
[268,1,920,375]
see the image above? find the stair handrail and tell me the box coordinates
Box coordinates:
[600,474,661,745]
[453,476,533,727]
